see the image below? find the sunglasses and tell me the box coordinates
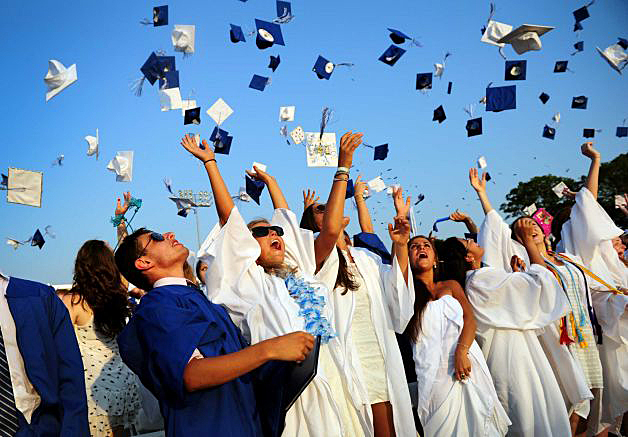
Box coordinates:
[314,204,326,213]
[250,225,284,238]
[137,232,165,258]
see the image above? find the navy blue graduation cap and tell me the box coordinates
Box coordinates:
[447,81,452,94]
[583,128,595,138]
[432,217,450,232]
[387,28,411,45]
[249,74,270,91]
[353,232,392,264]
[433,105,446,123]
[378,45,406,66]
[543,125,556,140]
[210,127,233,154]
[572,41,584,54]
[159,70,179,89]
[345,179,355,199]
[140,52,164,85]
[312,56,334,79]
[245,175,265,205]
[416,73,432,90]
[485,172,492,182]
[466,117,482,137]
[504,60,526,81]
[230,24,246,43]
[573,4,591,23]
[184,107,201,125]
[276,1,291,18]
[618,38,628,50]
[255,19,285,50]
[31,229,45,249]
[571,95,588,109]
[269,55,281,72]
[554,61,568,73]
[486,85,516,112]
[153,6,168,26]
[539,92,550,104]
[374,144,389,161]
[617,126,628,137]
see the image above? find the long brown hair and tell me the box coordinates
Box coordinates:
[71,240,131,338]
[300,204,358,295]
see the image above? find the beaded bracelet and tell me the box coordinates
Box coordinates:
[110,214,125,227]
[203,158,216,165]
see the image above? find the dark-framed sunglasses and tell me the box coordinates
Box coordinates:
[313,204,326,213]
[137,232,165,259]
[250,225,284,238]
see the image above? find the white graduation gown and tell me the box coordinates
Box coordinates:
[558,187,628,425]
[478,210,594,414]
[203,206,371,437]
[315,246,416,437]
[465,265,572,436]
[412,295,511,436]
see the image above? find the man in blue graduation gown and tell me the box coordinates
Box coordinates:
[115,229,314,437]
[0,272,90,436]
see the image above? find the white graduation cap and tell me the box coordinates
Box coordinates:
[44,60,77,101]
[85,129,99,159]
[279,106,295,122]
[481,20,513,47]
[497,24,554,55]
[523,203,538,216]
[172,25,195,54]
[107,151,134,182]
[552,181,568,198]
[386,184,400,195]
[477,156,488,169]
[169,196,197,217]
[159,88,183,111]
[206,98,233,125]
[6,168,43,207]
[305,132,338,167]
[596,44,628,75]
[6,238,23,250]
[290,126,305,144]
[251,162,267,173]
[367,176,387,193]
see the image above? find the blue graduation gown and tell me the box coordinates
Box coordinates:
[117,284,264,437]
[5,277,90,436]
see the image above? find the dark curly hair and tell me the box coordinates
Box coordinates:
[70,240,131,338]
[300,204,358,295]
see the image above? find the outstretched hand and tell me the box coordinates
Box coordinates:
[469,168,487,193]
[581,142,600,160]
[180,134,215,163]
[449,210,469,222]
[388,216,411,245]
[338,131,363,168]
[246,165,274,186]
[303,189,319,209]
[393,186,411,218]
[115,192,131,216]
[354,175,368,200]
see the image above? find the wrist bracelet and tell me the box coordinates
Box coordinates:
[337,166,349,173]
[456,342,470,350]
[335,171,349,178]
[203,158,216,165]
[333,177,349,183]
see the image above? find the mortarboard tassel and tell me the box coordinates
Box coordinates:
[273,7,295,24]
[130,77,146,97]
[319,107,333,141]
[140,18,153,25]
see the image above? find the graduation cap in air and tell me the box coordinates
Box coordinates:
[6,168,43,207]
[30,229,45,249]
[107,151,134,182]
[504,60,526,80]
[206,98,233,125]
[44,60,77,102]
[477,156,487,169]
[539,92,550,104]
[481,20,513,48]
[230,24,246,43]
[269,55,281,72]
[554,61,569,73]
[249,75,270,91]
[572,41,584,55]
[583,129,595,138]
[279,106,295,122]
[152,6,168,26]
[486,85,516,112]
[169,197,197,217]
[172,25,195,55]
[543,125,556,140]
[210,127,233,155]
[571,96,588,109]
[378,45,406,66]
[617,126,628,137]
[497,24,554,55]
[245,175,265,205]
[485,172,492,182]
[255,19,285,49]
[374,144,389,161]
[447,82,453,94]
[85,128,99,159]
[52,155,64,166]
[312,56,355,79]
[387,28,413,44]
[596,42,628,74]
[184,107,201,124]
[135,52,175,95]
[433,105,446,123]
[573,2,594,26]
[275,1,294,23]
[466,117,482,137]
[416,73,433,90]
[159,70,179,90]
[345,179,355,199]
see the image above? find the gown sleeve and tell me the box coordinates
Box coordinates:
[478,209,529,271]
[373,249,415,333]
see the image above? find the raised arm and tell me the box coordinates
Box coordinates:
[450,210,478,234]
[469,168,493,215]
[513,218,546,268]
[354,175,374,233]
[180,135,234,226]
[581,142,601,199]
[302,189,319,211]
[388,216,411,283]
[114,192,131,244]
[314,131,363,270]
[246,166,288,209]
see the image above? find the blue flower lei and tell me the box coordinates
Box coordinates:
[285,274,336,344]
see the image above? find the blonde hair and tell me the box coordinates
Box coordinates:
[247,218,298,278]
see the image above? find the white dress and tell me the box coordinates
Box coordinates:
[74,317,141,437]
[412,295,511,436]
[558,187,628,428]
[478,210,594,415]
[465,265,572,437]
[315,246,416,437]
[203,206,370,437]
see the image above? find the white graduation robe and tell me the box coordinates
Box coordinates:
[558,187,628,425]
[465,265,572,436]
[478,210,594,414]
[412,295,511,436]
[203,206,371,437]
[315,246,416,437]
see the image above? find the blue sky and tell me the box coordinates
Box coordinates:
[1,0,627,284]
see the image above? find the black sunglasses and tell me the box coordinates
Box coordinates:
[250,225,284,238]
[137,232,165,258]
[314,204,326,213]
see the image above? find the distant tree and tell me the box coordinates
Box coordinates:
[500,153,627,228]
